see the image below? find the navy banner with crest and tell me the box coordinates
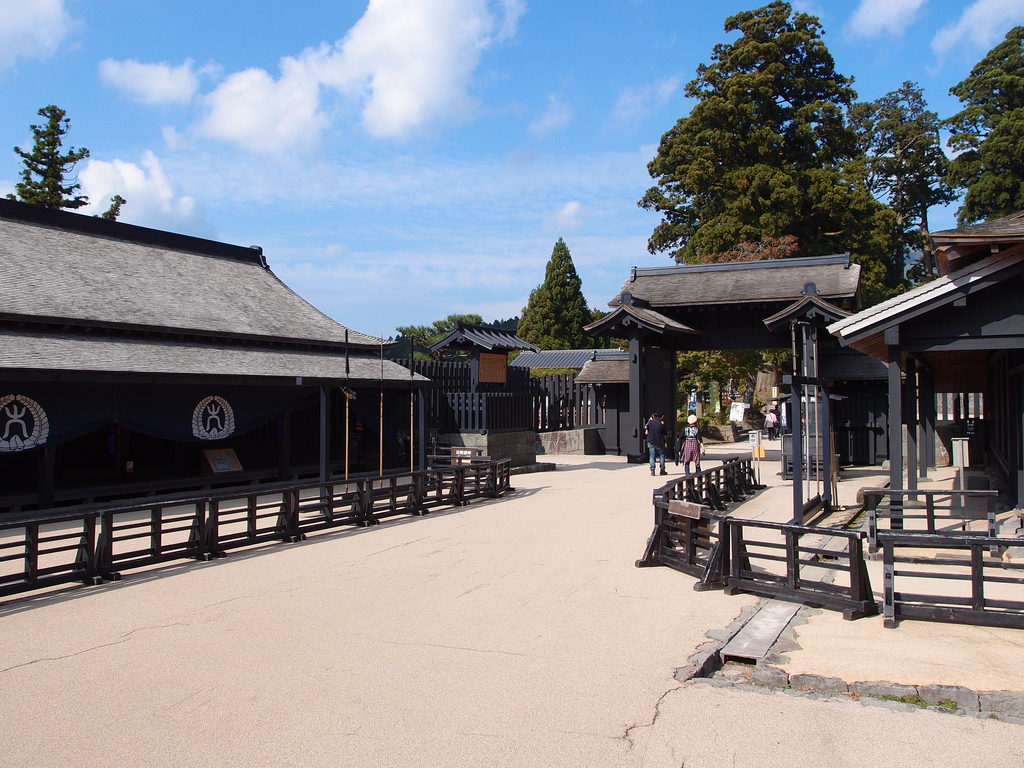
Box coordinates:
[0,384,318,452]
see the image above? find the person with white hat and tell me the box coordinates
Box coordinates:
[674,413,705,475]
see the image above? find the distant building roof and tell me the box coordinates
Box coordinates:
[509,348,628,370]
[609,254,861,309]
[931,210,1024,275]
[429,322,539,354]
[574,358,629,384]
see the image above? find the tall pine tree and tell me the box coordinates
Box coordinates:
[9,105,91,210]
[517,238,591,350]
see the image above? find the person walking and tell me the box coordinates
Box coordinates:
[645,410,668,476]
[764,408,778,441]
[675,414,705,475]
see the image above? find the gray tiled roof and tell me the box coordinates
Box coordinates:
[610,254,860,307]
[0,328,426,384]
[574,359,629,384]
[931,210,1024,241]
[0,202,383,349]
[585,304,700,336]
[430,322,539,353]
[509,348,628,369]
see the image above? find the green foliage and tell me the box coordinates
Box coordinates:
[394,313,484,360]
[638,1,899,304]
[100,194,126,221]
[517,238,591,350]
[944,26,1024,224]
[8,105,91,210]
[850,82,955,282]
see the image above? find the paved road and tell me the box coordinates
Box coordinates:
[1,452,1022,766]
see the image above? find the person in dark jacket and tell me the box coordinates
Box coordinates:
[645,410,668,476]
[675,413,704,475]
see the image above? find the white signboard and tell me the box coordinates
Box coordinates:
[729,401,748,423]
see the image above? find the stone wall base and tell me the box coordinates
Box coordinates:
[536,428,606,456]
[439,431,536,468]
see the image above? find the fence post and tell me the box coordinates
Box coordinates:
[785,530,799,591]
[971,543,985,612]
[882,541,896,628]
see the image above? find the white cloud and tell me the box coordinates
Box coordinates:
[610,76,681,128]
[529,94,573,135]
[545,200,583,233]
[199,47,329,153]
[195,0,524,151]
[932,0,1024,54]
[79,151,214,237]
[99,59,201,104]
[330,0,525,138]
[847,0,926,38]
[0,0,77,71]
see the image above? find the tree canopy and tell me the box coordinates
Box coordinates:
[944,26,1024,225]
[849,82,954,281]
[517,238,592,350]
[638,1,899,303]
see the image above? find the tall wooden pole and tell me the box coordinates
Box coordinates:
[379,335,384,477]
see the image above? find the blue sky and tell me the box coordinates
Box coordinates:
[3,1,1024,338]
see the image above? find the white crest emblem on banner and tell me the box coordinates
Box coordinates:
[0,395,50,452]
[192,396,235,440]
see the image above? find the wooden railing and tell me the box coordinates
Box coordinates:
[0,459,512,599]
[879,531,1024,629]
[637,457,875,619]
[863,488,1000,552]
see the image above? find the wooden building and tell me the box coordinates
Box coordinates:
[586,254,884,467]
[0,199,426,513]
[830,211,1024,503]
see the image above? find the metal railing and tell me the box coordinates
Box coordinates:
[0,459,512,599]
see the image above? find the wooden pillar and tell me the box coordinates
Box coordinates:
[821,383,832,510]
[906,357,918,492]
[919,368,936,474]
[791,321,804,524]
[319,385,331,484]
[277,412,291,481]
[628,332,644,460]
[38,443,56,510]
[417,389,426,471]
[886,331,904,530]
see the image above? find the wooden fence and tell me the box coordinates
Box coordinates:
[879,531,1024,629]
[532,372,602,432]
[395,360,602,434]
[0,459,511,599]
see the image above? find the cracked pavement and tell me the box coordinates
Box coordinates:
[1,452,1023,766]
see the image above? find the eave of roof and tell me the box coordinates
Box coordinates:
[0,328,427,386]
[829,245,1024,347]
[585,304,701,337]
[429,322,539,353]
[763,294,850,333]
